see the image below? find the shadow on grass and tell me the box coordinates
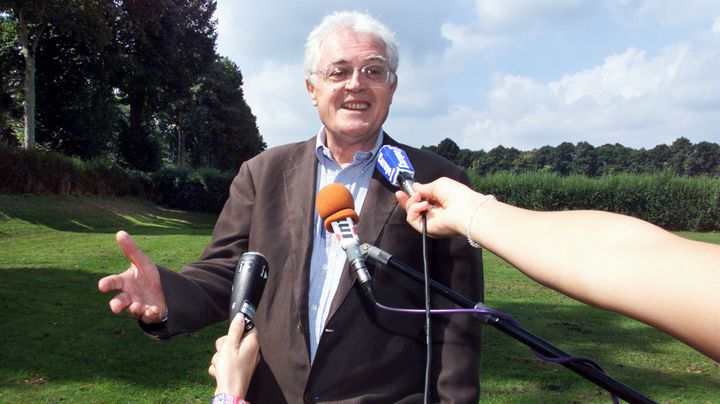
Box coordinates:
[479,300,720,401]
[0,194,217,236]
[0,267,225,390]
[1,267,718,401]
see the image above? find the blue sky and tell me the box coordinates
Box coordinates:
[214,1,720,151]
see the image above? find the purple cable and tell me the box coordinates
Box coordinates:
[375,301,620,404]
[375,301,521,327]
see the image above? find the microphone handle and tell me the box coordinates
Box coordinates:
[397,172,416,197]
[344,242,377,304]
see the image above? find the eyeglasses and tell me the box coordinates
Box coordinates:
[312,63,393,86]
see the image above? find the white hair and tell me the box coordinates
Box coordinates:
[304,11,399,84]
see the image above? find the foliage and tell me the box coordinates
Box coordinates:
[151,166,234,213]
[34,17,119,158]
[1,195,719,402]
[0,143,151,197]
[0,13,23,145]
[160,56,265,171]
[472,171,720,231]
[0,143,237,213]
[428,137,720,178]
[1,0,265,172]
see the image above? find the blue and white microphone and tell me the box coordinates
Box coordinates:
[376,145,416,197]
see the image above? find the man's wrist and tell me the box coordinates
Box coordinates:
[211,393,248,404]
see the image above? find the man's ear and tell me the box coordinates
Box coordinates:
[306,80,318,106]
[388,76,398,103]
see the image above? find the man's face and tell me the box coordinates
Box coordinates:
[306,29,397,149]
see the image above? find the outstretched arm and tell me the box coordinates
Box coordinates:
[397,177,720,362]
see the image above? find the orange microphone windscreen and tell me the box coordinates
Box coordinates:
[316,183,360,232]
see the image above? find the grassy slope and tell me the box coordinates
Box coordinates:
[1,194,718,403]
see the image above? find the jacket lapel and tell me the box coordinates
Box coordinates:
[283,138,318,351]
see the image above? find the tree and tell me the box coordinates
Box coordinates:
[1,1,66,149]
[685,141,720,176]
[570,141,597,176]
[552,141,575,175]
[33,5,119,158]
[161,56,265,171]
[455,148,482,169]
[668,137,693,176]
[108,0,217,170]
[436,137,460,165]
[476,145,521,175]
[0,13,23,145]
[645,144,672,173]
[595,143,633,176]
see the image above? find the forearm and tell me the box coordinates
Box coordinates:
[468,200,720,361]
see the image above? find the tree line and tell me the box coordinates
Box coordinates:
[424,137,720,177]
[0,0,265,172]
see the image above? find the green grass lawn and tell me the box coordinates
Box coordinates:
[1,194,719,403]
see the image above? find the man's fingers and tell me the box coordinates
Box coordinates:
[108,293,131,314]
[116,231,152,271]
[98,274,124,293]
[127,301,147,319]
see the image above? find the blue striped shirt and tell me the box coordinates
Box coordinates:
[308,128,384,362]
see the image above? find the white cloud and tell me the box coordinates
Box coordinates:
[243,62,319,147]
[474,0,594,33]
[450,30,720,149]
[388,27,720,151]
[215,1,720,152]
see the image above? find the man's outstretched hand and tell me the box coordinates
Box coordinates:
[98,231,167,324]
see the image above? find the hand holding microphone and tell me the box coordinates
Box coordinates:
[395,177,485,239]
[229,252,269,333]
[208,251,269,399]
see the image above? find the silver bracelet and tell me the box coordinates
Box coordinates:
[466,194,496,248]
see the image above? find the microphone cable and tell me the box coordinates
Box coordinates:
[421,212,431,404]
[375,301,620,404]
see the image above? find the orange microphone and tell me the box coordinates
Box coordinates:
[316,183,375,304]
[316,182,359,231]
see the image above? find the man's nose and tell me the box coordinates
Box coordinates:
[344,68,366,91]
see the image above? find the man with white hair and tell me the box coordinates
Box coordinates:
[100,11,483,403]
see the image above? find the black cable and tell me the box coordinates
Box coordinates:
[421,211,431,404]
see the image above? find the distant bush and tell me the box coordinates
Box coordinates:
[472,171,720,231]
[0,144,151,197]
[151,167,234,213]
[0,145,235,214]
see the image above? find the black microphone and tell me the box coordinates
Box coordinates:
[376,145,417,197]
[316,183,376,304]
[229,252,269,333]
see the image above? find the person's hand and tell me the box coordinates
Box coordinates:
[210,314,260,396]
[97,231,167,324]
[395,177,480,238]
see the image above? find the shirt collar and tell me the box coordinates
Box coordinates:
[314,127,384,163]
